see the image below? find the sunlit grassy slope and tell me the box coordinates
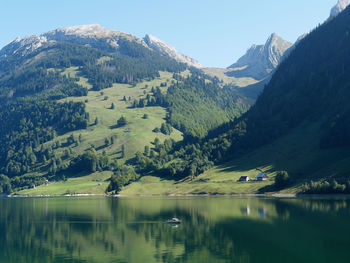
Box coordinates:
[19,118,350,195]
[121,122,350,195]
[16,69,182,195]
[58,68,182,160]
[17,171,112,195]
[203,67,259,87]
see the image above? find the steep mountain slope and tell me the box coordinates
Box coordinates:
[204,33,294,100]
[127,5,350,195]
[144,34,203,68]
[208,4,350,185]
[0,25,249,194]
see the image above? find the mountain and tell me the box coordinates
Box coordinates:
[0,25,141,60]
[230,0,346,100]
[227,33,293,80]
[144,34,203,68]
[330,0,349,18]
[0,24,203,69]
[216,4,350,185]
[132,4,350,194]
[203,33,293,100]
[0,24,249,194]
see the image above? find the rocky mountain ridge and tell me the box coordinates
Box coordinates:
[0,24,203,68]
[227,33,293,80]
[330,0,349,18]
[144,34,203,68]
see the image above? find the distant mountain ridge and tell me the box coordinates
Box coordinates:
[0,24,203,68]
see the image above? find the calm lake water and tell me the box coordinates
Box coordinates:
[1,196,350,263]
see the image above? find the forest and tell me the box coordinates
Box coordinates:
[0,37,189,192]
[3,6,350,194]
[125,6,350,192]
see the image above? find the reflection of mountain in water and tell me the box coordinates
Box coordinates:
[1,197,350,263]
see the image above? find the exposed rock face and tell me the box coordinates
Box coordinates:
[43,24,144,52]
[330,0,349,18]
[0,24,142,59]
[227,33,292,80]
[143,34,203,68]
[0,24,203,68]
[0,35,50,59]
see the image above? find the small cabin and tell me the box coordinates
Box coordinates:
[238,176,250,182]
[256,173,268,181]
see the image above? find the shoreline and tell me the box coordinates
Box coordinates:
[5,193,350,198]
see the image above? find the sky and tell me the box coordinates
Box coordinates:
[0,0,338,68]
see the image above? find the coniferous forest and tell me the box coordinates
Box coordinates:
[0,32,250,193]
[1,4,350,195]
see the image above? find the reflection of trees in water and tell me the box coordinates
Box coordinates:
[1,197,350,263]
[295,198,350,213]
[0,198,121,263]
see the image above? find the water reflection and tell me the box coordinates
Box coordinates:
[1,196,350,263]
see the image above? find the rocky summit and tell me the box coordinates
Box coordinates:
[227,33,292,80]
[0,24,203,68]
[330,0,350,18]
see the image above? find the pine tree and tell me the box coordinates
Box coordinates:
[144,146,150,156]
[121,145,125,158]
[154,137,160,146]
[117,116,127,127]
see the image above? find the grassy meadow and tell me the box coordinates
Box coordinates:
[16,69,182,195]
[121,122,350,195]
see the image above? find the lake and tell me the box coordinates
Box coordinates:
[1,196,349,263]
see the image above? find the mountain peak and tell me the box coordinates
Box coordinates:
[1,25,202,68]
[330,0,349,17]
[0,24,144,59]
[227,33,292,80]
[44,24,128,39]
[266,33,283,45]
[267,32,279,40]
[143,34,203,68]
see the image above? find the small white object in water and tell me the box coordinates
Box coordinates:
[167,218,181,224]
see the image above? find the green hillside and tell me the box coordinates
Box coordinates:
[122,122,350,195]
[11,70,183,195]
[125,6,350,195]
[0,31,250,195]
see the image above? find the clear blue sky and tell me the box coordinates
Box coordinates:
[0,0,337,68]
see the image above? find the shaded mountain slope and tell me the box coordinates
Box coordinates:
[131,5,350,192]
